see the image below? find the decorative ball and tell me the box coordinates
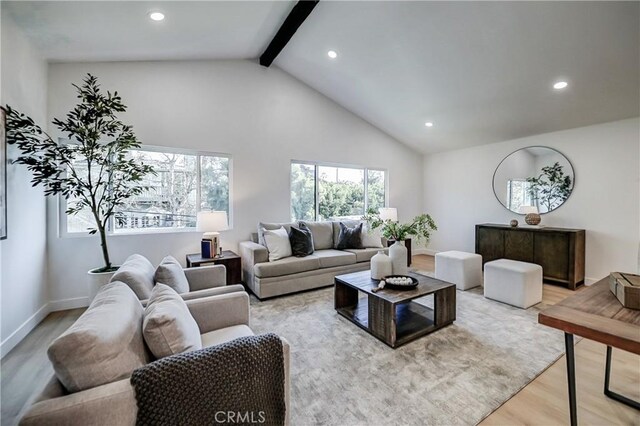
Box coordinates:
[510,219,518,227]
[525,213,541,226]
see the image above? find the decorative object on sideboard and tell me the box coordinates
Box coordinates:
[4,75,156,299]
[197,210,228,259]
[362,207,438,268]
[609,272,640,310]
[389,241,409,275]
[0,107,6,240]
[371,250,392,279]
[520,206,541,226]
[493,146,574,214]
[510,219,518,227]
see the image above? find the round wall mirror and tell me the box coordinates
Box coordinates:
[493,146,574,214]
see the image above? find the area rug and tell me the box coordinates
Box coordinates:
[249,271,566,426]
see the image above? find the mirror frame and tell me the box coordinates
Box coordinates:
[492,146,575,215]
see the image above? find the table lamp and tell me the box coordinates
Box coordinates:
[379,207,398,222]
[196,211,228,258]
[519,205,541,226]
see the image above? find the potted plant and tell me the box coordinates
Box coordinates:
[5,74,155,298]
[362,208,437,274]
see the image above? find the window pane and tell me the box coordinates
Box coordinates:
[318,166,364,221]
[290,163,316,221]
[200,156,230,214]
[507,179,532,212]
[114,151,197,232]
[367,170,385,212]
[65,153,98,233]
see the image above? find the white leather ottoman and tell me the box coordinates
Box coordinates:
[484,259,543,308]
[435,251,483,290]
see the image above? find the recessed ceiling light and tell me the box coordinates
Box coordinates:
[149,11,165,21]
[553,81,568,90]
[327,50,337,59]
[425,122,434,127]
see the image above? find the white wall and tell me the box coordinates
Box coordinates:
[47,60,424,304]
[0,12,49,356]
[423,118,640,284]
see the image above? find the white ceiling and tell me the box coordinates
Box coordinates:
[4,1,639,154]
[3,1,294,61]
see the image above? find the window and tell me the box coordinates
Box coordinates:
[290,161,386,221]
[507,179,533,213]
[63,146,231,235]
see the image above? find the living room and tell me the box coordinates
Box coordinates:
[1,1,639,425]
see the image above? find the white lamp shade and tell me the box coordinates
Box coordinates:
[196,211,228,232]
[519,206,539,215]
[379,207,398,222]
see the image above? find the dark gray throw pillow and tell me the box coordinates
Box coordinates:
[289,222,314,257]
[336,222,364,250]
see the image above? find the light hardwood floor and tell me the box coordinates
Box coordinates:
[1,255,638,425]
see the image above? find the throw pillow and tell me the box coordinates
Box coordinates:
[143,283,202,359]
[110,254,156,300]
[263,227,293,261]
[336,222,364,250]
[47,282,149,392]
[154,255,190,294]
[361,222,384,248]
[289,222,314,257]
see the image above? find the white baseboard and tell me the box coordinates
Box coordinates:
[1,303,50,358]
[413,248,438,256]
[48,296,90,311]
[584,277,598,286]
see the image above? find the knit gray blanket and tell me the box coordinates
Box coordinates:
[131,333,285,426]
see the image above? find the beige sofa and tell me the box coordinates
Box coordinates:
[19,283,290,425]
[240,220,387,299]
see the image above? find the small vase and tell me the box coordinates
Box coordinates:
[371,250,392,280]
[389,241,408,275]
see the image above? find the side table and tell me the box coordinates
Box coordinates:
[186,250,242,285]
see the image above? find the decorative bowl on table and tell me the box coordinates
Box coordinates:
[382,275,419,290]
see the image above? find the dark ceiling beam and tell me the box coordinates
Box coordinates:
[259,0,320,67]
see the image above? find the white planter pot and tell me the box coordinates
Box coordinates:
[87,267,119,302]
[389,241,408,275]
[371,250,392,280]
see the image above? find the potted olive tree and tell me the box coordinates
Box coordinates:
[5,74,155,297]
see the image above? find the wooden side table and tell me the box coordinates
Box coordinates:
[186,250,242,285]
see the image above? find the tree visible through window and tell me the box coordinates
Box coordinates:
[290,162,386,221]
[65,147,231,234]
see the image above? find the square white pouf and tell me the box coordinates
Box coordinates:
[435,251,483,290]
[484,259,543,309]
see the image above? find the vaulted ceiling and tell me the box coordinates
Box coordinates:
[4,1,639,154]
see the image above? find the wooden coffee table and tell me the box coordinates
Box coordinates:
[334,270,456,348]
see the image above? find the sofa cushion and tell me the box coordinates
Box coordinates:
[254,256,321,278]
[201,324,254,347]
[300,221,334,250]
[257,222,296,247]
[311,249,357,268]
[263,227,293,261]
[143,284,202,359]
[344,247,389,263]
[336,222,364,249]
[111,254,156,300]
[154,255,190,294]
[47,282,149,393]
[289,223,314,257]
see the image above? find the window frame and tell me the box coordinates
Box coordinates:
[289,159,389,221]
[59,142,233,237]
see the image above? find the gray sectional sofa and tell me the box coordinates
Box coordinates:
[240,220,387,299]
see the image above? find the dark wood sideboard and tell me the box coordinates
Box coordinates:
[475,224,585,290]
